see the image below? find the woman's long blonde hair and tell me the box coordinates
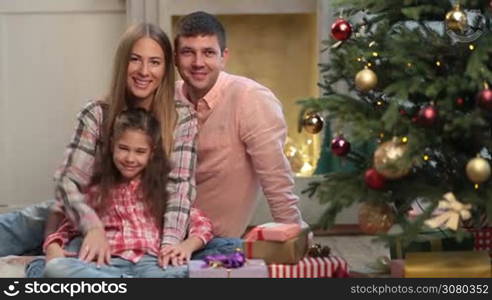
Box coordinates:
[104,22,176,157]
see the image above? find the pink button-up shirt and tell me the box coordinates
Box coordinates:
[176,72,303,237]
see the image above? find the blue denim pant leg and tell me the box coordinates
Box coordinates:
[26,236,84,278]
[0,200,53,256]
[191,237,244,260]
[132,255,188,278]
[44,257,133,278]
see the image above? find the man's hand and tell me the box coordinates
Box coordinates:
[79,227,111,267]
[45,243,76,262]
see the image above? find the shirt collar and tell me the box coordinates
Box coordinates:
[181,71,226,110]
[118,177,141,193]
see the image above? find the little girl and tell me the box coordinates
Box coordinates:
[42,109,212,278]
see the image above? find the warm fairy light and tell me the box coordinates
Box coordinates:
[474,183,479,189]
[401,136,408,143]
[435,61,441,67]
[469,44,475,51]
[369,41,376,48]
[300,162,314,176]
[407,62,412,67]
[423,154,430,161]
[367,62,373,67]
[372,52,379,57]
[307,139,313,145]
[357,57,362,62]
[379,132,385,139]
[376,100,383,106]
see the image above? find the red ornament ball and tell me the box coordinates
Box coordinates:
[455,97,465,106]
[331,18,352,41]
[330,136,351,156]
[417,105,438,126]
[364,168,386,190]
[477,89,492,111]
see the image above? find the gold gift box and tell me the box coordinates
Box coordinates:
[405,251,491,278]
[243,228,309,264]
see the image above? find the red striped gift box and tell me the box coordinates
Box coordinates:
[466,227,492,256]
[268,256,349,278]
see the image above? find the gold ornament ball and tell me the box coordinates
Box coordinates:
[445,5,468,32]
[373,139,411,179]
[466,157,491,184]
[355,68,378,92]
[358,201,395,235]
[302,112,324,134]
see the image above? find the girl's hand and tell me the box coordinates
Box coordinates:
[79,227,111,267]
[158,243,193,268]
[158,237,204,268]
[45,243,77,262]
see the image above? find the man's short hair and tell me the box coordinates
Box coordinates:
[174,11,227,52]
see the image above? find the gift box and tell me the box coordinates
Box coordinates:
[390,259,405,278]
[466,227,492,254]
[404,251,491,278]
[244,222,301,242]
[268,256,349,278]
[243,228,309,264]
[390,233,475,259]
[188,259,268,278]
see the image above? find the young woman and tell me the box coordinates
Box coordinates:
[49,22,197,268]
[43,109,210,277]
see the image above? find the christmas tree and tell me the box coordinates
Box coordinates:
[299,0,492,241]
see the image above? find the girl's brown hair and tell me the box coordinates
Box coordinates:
[105,22,176,157]
[94,108,169,226]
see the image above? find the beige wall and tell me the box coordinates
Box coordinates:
[0,1,126,207]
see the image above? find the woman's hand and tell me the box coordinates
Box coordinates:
[45,243,76,262]
[79,227,111,267]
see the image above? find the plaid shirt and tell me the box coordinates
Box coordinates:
[44,179,213,263]
[53,100,198,245]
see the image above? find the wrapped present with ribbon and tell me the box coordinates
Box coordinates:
[405,251,491,278]
[268,256,349,278]
[188,250,268,278]
[389,232,475,259]
[243,222,301,242]
[243,228,309,264]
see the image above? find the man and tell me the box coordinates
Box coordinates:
[173,11,304,237]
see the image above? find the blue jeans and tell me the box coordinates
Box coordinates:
[27,236,243,278]
[0,201,52,256]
